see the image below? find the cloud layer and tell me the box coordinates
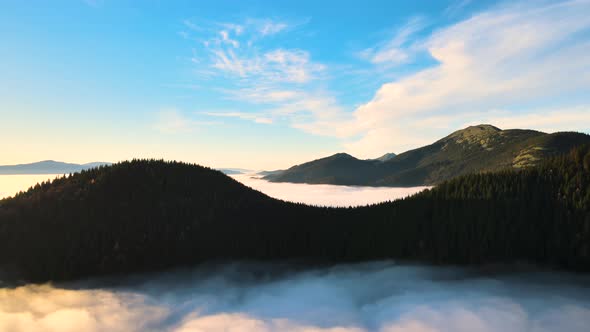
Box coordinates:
[231,174,428,207]
[2,262,590,332]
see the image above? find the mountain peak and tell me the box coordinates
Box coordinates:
[451,124,501,136]
[444,124,502,145]
[471,124,501,131]
[329,153,356,159]
[375,153,397,162]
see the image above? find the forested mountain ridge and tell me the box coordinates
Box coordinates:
[264,125,590,186]
[261,153,381,186]
[1,145,589,283]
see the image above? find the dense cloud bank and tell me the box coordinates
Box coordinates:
[231,174,429,207]
[2,262,590,332]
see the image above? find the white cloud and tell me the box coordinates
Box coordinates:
[208,47,322,84]
[203,111,273,124]
[0,284,167,332]
[183,19,201,31]
[227,88,301,103]
[342,0,590,157]
[472,107,590,133]
[258,20,288,36]
[3,263,590,332]
[219,30,240,48]
[153,108,218,134]
[443,0,473,17]
[360,17,426,65]
[188,17,341,129]
[220,23,244,35]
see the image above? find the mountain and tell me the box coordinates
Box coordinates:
[258,152,396,179]
[257,170,284,176]
[261,153,382,186]
[216,168,257,175]
[1,148,589,283]
[0,160,111,175]
[374,153,397,162]
[264,125,590,186]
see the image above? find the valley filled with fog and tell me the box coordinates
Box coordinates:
[2,262,590,332]
[230,174,429,207]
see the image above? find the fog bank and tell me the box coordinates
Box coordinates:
[231,174,429,207]
[0,174,62,199]
[2,262,590,332]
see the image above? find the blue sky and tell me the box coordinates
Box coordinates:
[1,0,589,169]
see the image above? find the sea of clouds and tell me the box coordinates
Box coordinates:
[2,262,590,332]
[230,174,429,207]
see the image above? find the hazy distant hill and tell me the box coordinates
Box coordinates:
[262,153,381,186]
[1,146,589,282]
[257,153,398,179]
[216,168,254,175]
[264,125,590,186]
[0,160,111,175]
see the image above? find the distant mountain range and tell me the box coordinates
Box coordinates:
[0,160,111,175]
[263,124,590,186]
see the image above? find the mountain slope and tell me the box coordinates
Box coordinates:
[0,160,111,174]
[1,148,590,283]
[264,153,382,185]
[374,153,397,162]
[265,125,590,186]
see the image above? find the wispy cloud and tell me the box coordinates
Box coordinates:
[202,111,273,124]
[153,108,219,134]
[359,17,427,65]
[183,19,202,31]
[183,16,348,131]
[184,17,323,85]
[258,20,288,36]
[443,0,473,17]
[208,47,323,83]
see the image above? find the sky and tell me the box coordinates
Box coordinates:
[1,0,589,170]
